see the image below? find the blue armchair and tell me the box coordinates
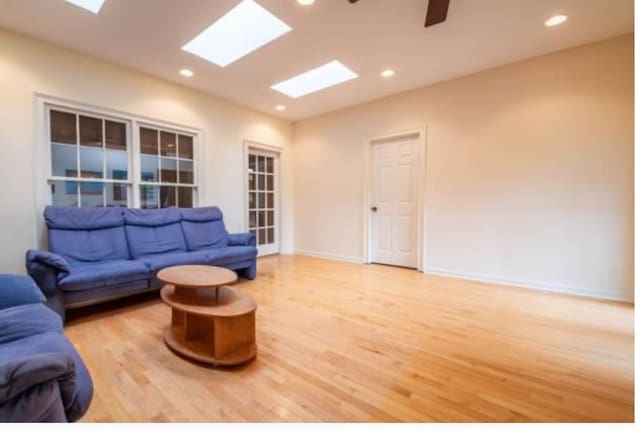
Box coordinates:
[0,274,93,422]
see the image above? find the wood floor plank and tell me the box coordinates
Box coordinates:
[63,255,634,422]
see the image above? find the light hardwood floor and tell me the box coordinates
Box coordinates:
[64,255,634,422]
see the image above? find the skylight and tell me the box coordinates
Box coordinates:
[65,0,106,14]
[271,61,359,98]
[182,0,292,68]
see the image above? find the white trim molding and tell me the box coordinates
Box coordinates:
[289,251,631,302]
[425,266,633,303]
[294,249,365,265]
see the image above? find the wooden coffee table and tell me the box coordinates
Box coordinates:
[157,265,257,366]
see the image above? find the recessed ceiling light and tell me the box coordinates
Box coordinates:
[545,14,567,27]
[179,69,194,77]
[182,0,291,68]
[297,0,315,5]
[275,105,286,111]
[65,0,106,13]
[381,69,395,78]
[271,61,358,98]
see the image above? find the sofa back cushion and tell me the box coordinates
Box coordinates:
[45,206,129,264]
[179,206,229,251]
[124,208,187,259]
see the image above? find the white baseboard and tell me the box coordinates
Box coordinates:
[425,266,633,303]
[294,249,365,264]
[289,251,632,303]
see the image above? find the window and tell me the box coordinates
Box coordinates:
[49,109,129,207]
[139,126,195,208]
[47,105,197,208]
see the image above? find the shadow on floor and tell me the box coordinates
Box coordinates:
[65,290,162,326]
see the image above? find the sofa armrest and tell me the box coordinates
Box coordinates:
[0,353,76,414]
[0,275,46,311]
[25,251,70,297]
[26,251,70,274]
[0,304,63,343]
[228,233,256,247]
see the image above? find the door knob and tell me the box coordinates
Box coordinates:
[371,206,378,212]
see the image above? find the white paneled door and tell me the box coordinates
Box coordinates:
[371,137,419,268]
[247,149,279,256]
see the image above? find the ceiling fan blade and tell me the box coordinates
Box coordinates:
[425,0,450,27]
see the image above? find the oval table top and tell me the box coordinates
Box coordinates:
[157,265,238,288]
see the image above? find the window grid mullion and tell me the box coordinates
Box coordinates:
[131,121,141,208]
[102,118,107,207]
[75,114,80,208]
[156,129,161,184]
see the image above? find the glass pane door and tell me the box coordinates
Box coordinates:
[248,150,278,256]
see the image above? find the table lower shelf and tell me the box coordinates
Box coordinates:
[164,324,257,366]
[161,283,257,367]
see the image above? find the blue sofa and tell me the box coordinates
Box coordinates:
[0,274,93,422]
[26,206,257,318]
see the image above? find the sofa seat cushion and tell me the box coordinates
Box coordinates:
[64,280,149,307]
[139,251,210,274]
[58,261,149,292]
[205,246,257,266]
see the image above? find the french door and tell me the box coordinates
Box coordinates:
[247,149,279,256]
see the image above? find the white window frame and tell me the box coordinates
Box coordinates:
[135,121,199,209]
[46,104,134,207]
[33,94,204,231]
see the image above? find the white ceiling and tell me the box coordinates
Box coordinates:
[0,0,633,121]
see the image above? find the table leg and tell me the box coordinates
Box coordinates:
[175,286,199,300]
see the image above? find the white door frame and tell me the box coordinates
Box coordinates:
[243,140,282,257]
[363,126,427,272]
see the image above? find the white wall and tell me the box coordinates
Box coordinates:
[293,34,634,302]
[0,29,294,273]
[0,29,633,302]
